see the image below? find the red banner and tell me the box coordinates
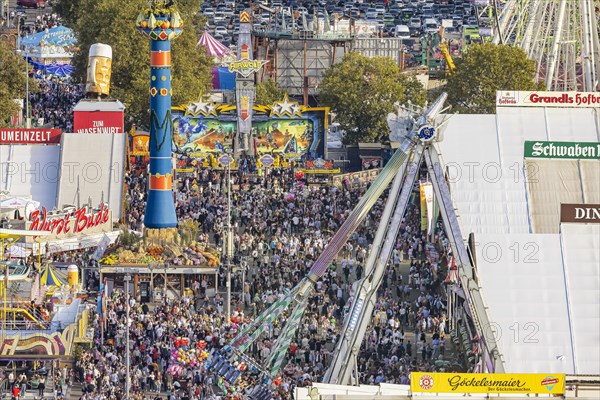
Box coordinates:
[73,111,124,134]
[0,128,62,145]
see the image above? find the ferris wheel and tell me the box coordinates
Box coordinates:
[488,0,600,91]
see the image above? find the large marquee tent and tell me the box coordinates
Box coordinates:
[438,95,600,375]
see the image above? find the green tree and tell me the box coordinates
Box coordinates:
[0,41,39,127]
[255,78,287,105]
[54,0,213,127]
[319,52,426,144]
[446,42,544,114]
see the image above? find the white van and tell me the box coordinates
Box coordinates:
[395,24,411,39]
[423,18,439,34]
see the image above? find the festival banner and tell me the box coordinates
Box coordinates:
[0,128,61,145]
[73,110,124,134]
[496,91,600,108]
[131,134,149,156]
[423,182,434,234]
[411,373,566,395]
[419,181,430,231]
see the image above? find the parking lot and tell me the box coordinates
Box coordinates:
[201,0,488,50]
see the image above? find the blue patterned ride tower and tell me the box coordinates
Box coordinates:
[137,2,183,228]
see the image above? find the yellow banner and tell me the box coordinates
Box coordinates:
[419,182,428,231]
[300,168,341,174]
[410,373,566,395]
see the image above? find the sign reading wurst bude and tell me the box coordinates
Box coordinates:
[496,90,600,107]
[410,372,566,395]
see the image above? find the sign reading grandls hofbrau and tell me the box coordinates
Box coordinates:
[561,204,600,223]
[0,128,62,144]
[524,141,600,159]
[497,91,600,107]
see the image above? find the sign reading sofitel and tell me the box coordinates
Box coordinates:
[411,372,565,395]
[524,140,600,159]
[497,91,600,107]
[0,128,61,144]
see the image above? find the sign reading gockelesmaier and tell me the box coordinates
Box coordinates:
[410,373,566,395]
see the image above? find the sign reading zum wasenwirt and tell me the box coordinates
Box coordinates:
[410,372,566,395]
[524,140,600,159]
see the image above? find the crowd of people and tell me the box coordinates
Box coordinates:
[107,159,456,399]
[29,79,85,131]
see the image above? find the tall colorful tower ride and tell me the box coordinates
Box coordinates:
[136,1,183,228]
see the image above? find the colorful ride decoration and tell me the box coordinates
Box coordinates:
[100,242,220,267]
[137,1,183,229]
[172,96,329,160]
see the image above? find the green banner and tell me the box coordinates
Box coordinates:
[524,141,600,159]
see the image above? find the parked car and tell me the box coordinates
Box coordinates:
[395,24,411,39]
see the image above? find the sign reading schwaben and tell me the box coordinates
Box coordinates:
[411,373,566,395]
[561,204,600,223]
[524,141,600,159]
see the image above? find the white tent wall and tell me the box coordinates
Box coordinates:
[438,114,530,234]
[0,144,60,209]
[440,106,600,375]
[560,223,600,375]
[474,233,575,374]
[525,159,584,233]
[440,108,600,236]
[56,133,126,221]
[580,160,600,203]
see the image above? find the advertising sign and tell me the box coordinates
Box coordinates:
[419,181,431,232]
[410,373,566,395]
[524,140,600,159]
[496,91,600,107]
[560,204,600,223]
[332,169,380,189]
[73,111,124,134]
[29,204,112,240]
[228,44,267,78]
[0,128,61,145]
[131,134,150,156]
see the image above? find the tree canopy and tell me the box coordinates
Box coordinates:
[54,0,213,128]
[0,41,39,127]
[445,42,544,114]
[319,52,426,145]
[255,78,287,106]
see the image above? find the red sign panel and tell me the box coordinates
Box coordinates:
[29,204,110,235]
[73,111,124,134]
[0,128,62,144]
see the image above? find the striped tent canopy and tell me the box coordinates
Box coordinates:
[40,265,66,287]
[197,31,236,63]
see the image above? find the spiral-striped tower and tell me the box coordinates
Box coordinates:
[136,1,183,228]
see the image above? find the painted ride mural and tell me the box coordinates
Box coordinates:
[171,96,327,159]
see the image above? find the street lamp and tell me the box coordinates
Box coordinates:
[16,49,30,128]
[225,150,234,324]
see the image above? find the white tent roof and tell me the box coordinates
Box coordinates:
[438,107,600,235]
[439,106,600,375]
